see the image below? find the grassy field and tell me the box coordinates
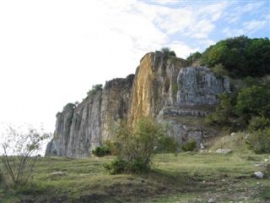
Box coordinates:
[1,135,270,203]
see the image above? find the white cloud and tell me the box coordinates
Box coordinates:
[225,1,265,23]
[148,0,182,5]
[197,2,227,22]
[244,20,267,33]
[170,41,199,59]
[241,1,265,13]
[223,27,244,37]
[187,20,215,39]
[0,0,172,133]
[223,19,267,37]
[0,0,268,136]
[155,8,194,35]
[150,1,227,38]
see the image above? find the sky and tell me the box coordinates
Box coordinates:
[0,0,269,138]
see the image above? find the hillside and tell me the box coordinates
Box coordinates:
[2,145,270,202]
[1,36,270,203]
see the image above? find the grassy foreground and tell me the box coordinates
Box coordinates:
[1,151,269,203]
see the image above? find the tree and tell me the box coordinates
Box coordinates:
[161,47,177,57]
[104,118,178,174]
[246,127,270,154]
[235,85,270,120]
[87,84,103,96]
[186,52,202,65]
[201,36,270,78]
[205,93,235,126]
[1,127,50,187]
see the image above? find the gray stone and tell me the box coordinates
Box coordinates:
[216,148,232,154]
[51,171,66,176]
[254,171,264,179]
[208,197,217,203]
[177,66,230,106]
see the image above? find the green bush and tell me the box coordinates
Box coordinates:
[201,36,270,78]
[206,83,270,131]
[104,118,178,174]
[103,158,128,175]
[104,157,151,175]
[87,84,103,96]
[212,63,229,77]
[246,127,270,154]
[92,145,111,157]
[181,139,197,152]
[205,93,235,126]
[236,85,270,120]
[103,140,120,156]
[128,157,150,173]
[160,47,177,57]
[186,52,202,65]
[248,117,270,132]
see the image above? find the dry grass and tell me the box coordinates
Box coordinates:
[0,149,269,203]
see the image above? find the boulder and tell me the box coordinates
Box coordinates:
[216,148,232,154]
[254,171,264,179]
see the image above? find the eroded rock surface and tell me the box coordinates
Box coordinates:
[46,52,230,157]
[177,66,230,106]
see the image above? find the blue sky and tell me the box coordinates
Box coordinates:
[0,0,269,138]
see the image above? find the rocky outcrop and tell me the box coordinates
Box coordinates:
[158,66,230,146]
[46,75,134,157]
[129,52,187,125]
[46,52,231,157]
[45,103,75,156]
[177,67,230,106]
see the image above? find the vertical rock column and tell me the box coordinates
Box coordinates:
[45,103,75,156]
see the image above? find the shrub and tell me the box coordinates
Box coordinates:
[87,84,103,96]
[104,157,150,175]
[1,127,50,187]
[201,36,270,78]
[103,158,128,175]
[205,93,235,126]
[161,47,177,57]
[206,81,270,132]
[236,85,270,120]
[212,63,229,77]
[92,145,111,157]
[248,117,270,132]
[186,52,202,65]
[181,139,197,152]
[246,127,270,154]
[103,140,120,156]
[104,118,178,174]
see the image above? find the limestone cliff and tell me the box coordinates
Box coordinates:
[46,75,134,157]
[129,52,187,125]
[177,67,230,106]
[46,52,230,157]
[160,66,230,146]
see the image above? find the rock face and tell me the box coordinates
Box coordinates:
[46,52,230,157]
[45,103,75,156]
[129,52,186,125]
[46,75,134,157]
[177,67,230,106]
